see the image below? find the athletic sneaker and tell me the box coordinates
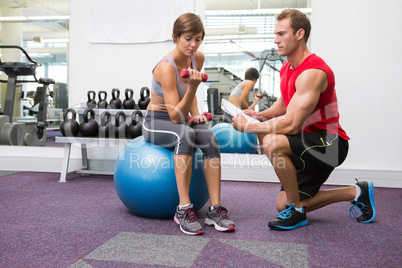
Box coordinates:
[205,205,235,232]
[349,180,376,223]
[174,204,203,235]
[268,203,308,230]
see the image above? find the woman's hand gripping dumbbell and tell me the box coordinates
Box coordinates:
[180,69,208,82]
[186,113,212,126]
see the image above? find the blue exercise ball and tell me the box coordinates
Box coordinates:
[211,123,258,154]
[114,136,209,218]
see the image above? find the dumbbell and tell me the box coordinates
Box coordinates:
[180,69,208,82]
[186,113,212,126]
[253,93,263,99]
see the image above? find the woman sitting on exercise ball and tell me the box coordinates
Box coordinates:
[142,13,235,236]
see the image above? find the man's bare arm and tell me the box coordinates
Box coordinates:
[233,69,327,135]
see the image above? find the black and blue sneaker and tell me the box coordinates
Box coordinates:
[268,203,308,230]
[349,180,376,223]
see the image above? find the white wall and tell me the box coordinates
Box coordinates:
[2,0,401,188]
[69,0,206,110]
[310,0,402,171]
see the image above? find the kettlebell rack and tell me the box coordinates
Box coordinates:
[56,107,147,182]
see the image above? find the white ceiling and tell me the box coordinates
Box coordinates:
[0,0,308,43]
[0,0,69,15]
[206,0,308,10]
[0,0,70,42]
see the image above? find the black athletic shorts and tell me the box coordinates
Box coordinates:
[280,131,349,199]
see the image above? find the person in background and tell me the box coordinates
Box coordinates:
[228,67,261,111]
[232,9,375,230]
[226,67,265,153]
[143,13,235,236]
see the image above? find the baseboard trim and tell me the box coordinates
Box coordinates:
[218,153,401,188]
[0,149,400,188]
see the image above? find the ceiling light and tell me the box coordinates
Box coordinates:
[27,15,69,21]
[206,8,311,16]
[0,16,27,22]
[41,39,69,43]
[13,1,24,6]
[0,15,69,22]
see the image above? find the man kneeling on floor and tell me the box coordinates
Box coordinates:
[232,9,375,230]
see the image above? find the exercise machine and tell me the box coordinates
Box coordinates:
[0,45,55,146]
[207,82,236,126]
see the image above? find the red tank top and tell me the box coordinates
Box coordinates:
[280,54,349,140]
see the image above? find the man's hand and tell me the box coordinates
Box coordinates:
[243,109,266,122]
[243,109,257,117]
[232,113,248,132]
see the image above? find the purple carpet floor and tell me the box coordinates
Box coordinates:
[45,129,64,147]
[0,172,401,267]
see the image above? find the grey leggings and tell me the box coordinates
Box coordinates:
[142,111,220,159]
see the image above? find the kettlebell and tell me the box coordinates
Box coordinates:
[138,86,151,110]
[87,91,97,108]
[123,88,135,109]
[109,88,122,109]
[127,110,143,139]
[79,108,99,137]
[98,91,108,109]
[99,111,114,138]
[115,111,127,138]
[60,108,80,137]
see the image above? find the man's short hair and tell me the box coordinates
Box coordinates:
[277,9,311,43]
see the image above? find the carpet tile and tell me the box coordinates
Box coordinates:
[0,172,401,267]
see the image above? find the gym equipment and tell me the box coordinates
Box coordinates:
[180,69,208,82]
[53,82,68,109]
[0,115,23,145]
[79,109,99,137]
[109,88,122,109]
[137,86,150,110]
[211,123,258,154]
[98,91,108,109]
[86,91,97,108]
[123,88,135,109]
[0,115,47,146]
[60,108,80,137]
[114,136,209,218]
[127,110,143,139]
[186,113,212,126]
[29,85,54,121]
[206,82,236,125]
[0,45,55,146]
[115,111,127,138]
[99,111,114,138]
